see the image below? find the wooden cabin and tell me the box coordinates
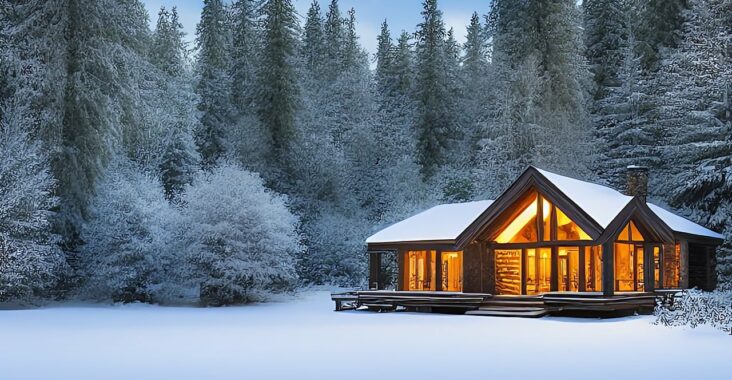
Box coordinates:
[366,167,724,298]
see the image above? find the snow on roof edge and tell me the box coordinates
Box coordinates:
[366,200,494,244]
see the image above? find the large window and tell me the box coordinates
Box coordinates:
[663,243,681,288]
[615,220,645,292]
[585,246,602,292]
[495,249,522,295]
[558,247,580,291]
[441,251,463,292]
[407,250,436,291]
[525,248,551,295]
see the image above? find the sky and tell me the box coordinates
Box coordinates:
[141,0,492,57]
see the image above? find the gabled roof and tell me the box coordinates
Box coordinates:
[647,203,724,240]
[535,168,632,229]
[366,200,494,244]
[366,167,724,247]
[537,168,723,240]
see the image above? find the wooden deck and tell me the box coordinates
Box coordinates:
[332,290,666,318]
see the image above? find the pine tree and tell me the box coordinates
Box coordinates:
[230,0,258,113]
[375,20,393,85]
[654,0,732,285]
[256,0,300,175]
[593,9,659,189]
[150,7,186,77]
[461,12,490,158]
[635,0,687,72]
[301,0,326,80]
[0,98,64,303]
[583,0,628,100]
[324,0,344,75]
[195,0,231,167]
[414,0,455,178]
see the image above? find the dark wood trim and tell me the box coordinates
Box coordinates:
[550,246,558,291]
[537,195,545,242]
[521,249,527,295]
[436,250,443,291]
[578,246,586,292]
[602,242,614,296]
[397,248,405,291]
[369,252,382,290]
[643,243,654,292]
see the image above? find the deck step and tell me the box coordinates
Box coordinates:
[480,300,546,308]
[466,308,549,318]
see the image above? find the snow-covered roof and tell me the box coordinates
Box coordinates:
[366,200,494,244]
[536,168,723,240]
[536,168,633,228]
[647,203,725,240]
[366,168,723,245]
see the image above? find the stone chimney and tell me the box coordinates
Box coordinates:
[626,165,649,202]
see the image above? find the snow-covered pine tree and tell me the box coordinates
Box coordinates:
[414,0,456,179]
[583,0,627,99]
[256,0,300,180]
[230,0,258,114]
[57,0,153,254]
[324,0,345,76]
[635,0,687,72]
[301,0,325,80]
[592,9,659,189]
[482,0,592,182]
[150,7,200,200]
[195,0,231,168]
[0,99,64,303]
[461,12,490,157]
[182,164,300,305]
[655,0,732,286]
[150,7,185,77]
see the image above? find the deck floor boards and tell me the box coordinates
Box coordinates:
[332,290,660,318]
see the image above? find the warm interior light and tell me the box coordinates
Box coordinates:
[496,198,538,243]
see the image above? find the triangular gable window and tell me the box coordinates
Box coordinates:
[556,207,592,241]
[495,193,592,243]
[496,194,538,243]
[618,220,644,242]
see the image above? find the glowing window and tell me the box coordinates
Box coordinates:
[495,249,522,295]
[407,250,436,291]
[441,251,463,292]
[618,220,644,241]
[496,195,538,243]
[556,208,592,240]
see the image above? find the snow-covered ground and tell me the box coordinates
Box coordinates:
[1,291,730,380]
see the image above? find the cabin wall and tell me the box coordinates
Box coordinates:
[462,243,482,293]
[688,244,717,291]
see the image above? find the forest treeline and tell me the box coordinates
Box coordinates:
[0,0,730,305]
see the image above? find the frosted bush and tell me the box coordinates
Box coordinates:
[655,289,732,334]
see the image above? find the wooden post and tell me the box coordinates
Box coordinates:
[486,245,496,295]
[707,246,717,291]
[550,246,558,291]
[396,249,405,290]
[644,243,654,292]
[578,246,586,292]
[602,242,614,296]
[679,240,689,289]
[436,250,443,291]
[369,251,382,290]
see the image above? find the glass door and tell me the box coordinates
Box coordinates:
[441,251,463,292]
